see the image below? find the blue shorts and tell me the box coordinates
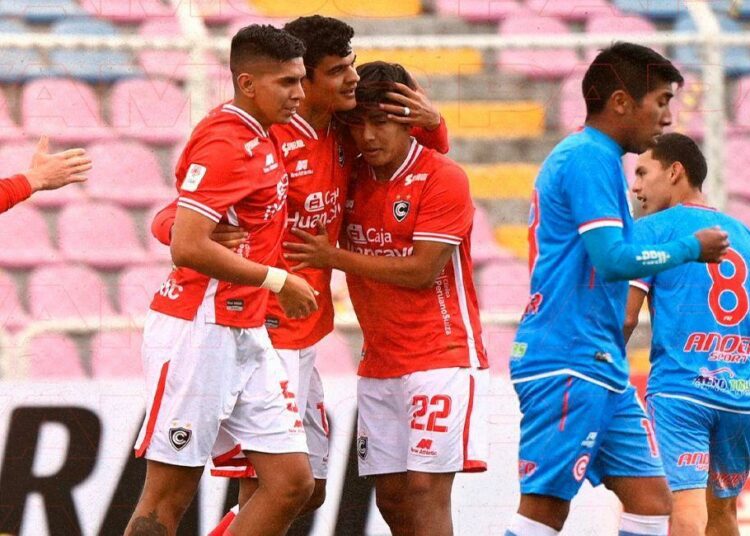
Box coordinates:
[513,375,664,501]
[647,395,750,498]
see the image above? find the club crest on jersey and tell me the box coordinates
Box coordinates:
[182,164,206,192]
[357,436,368,460]
[393,200,410,222]
[169,427,192,451]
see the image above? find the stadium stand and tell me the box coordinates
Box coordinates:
[0,0,85,22]
[674,13,750,76]
[0,270,29,330]
[0,204,58,268]
[90,329,144,377]
[0,18,47,82]
[118,263,171,318]
[23,332,85,378]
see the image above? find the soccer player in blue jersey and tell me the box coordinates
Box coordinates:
[505,43,730,536]
[625,133,750,536]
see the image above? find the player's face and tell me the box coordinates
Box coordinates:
[632,149,674,214]
[251,57,306,126]
[305,52,359,113]
[628,82,675,153]
[349,110,412,169]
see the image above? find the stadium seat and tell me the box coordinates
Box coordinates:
[91,330,144,378]
[139,18,220,80]
[585,12,657,60]
[49,17,139,83]
[0,91,25,141]
[0,141,84,207]
[0,18,49,82]
[248,0,421,18]
[481,324,517,375]
[434,0,527,22]
[558,68,586,133]
[79,0,173,23]
[118,263,170,318]
[476,259,531,313]
[725,135,750,200]
[674,14,750,76]
[315,331,357,375]
[471,206,513,265]
[23,333,86,378]
[27,264,115,323]
[192,0,263,24]
[728,198,750,227]
[439,100,545,138]
[0,0,85,22]
[526,0,614,20]
[733,75,750,131]
[22,78,114,144]
[498,14,580,79]
[0,270,29,330]
[464,163,537,199]
[57,202,149,269]
[356,48,483,77]
[494,224,528,260]
[84,141,171,207]
[111,78,191,145]
[614,0,688,20]
[0,204,58,268]
[670,73,705,138]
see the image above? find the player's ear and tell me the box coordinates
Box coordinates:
[610,90,630,116]
[236,72,255,99]
[670,161,684,185]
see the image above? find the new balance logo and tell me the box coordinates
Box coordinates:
[296,159,308,171]
[263,153,278,173]
[410,438,437,457]
[415,438,432,450]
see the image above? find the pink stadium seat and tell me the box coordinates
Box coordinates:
[498,14,580,79]
[435,0,527,21]
[526,0,614,20]
[91,330,144,378]
[0,141,84,207]
[670,73,705,138]
[0,270,29,330]
[27,264,115,323]
[585,13,657,60]
[207,66,234,109]
[84,141,171,207]
[24,333,86,378]
[728,198,750,227]
[558,69,586,133]
[79,0,173,22]
[472,205,513,265]
[477,259,530,312]
[733,75,750,132]
[111,78,191,145]
[725,135,750,200]
[315,331,357,376]
[0,204,58,268]
[482,324,517,375]
[118,263,170,318]
[139,18,220,80]
[0,89,23,141]
[22,78,113,144]
[57,202,149,269]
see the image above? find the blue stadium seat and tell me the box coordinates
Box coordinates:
[49,17,140,83]
[0,18,50,81]
[613,0,688,20]
[0,0,85,22]
[711,0,750,18]
[674,14,750,77]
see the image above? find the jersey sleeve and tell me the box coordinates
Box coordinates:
[563,150,625,235]
[176,136,250,223]
[151,198,178,246]
[413,164,473,246]
[0,175,31,214]
[411,116,449,154]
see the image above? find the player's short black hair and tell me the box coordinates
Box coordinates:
[229,24,305,75]
[583,42,684,117]
[647,133,707,190]
[284,15,354,80]
[337,61,416,125]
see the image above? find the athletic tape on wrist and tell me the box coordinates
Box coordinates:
[261,267,287,293]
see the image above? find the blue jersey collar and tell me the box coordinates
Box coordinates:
[583,126,625,157]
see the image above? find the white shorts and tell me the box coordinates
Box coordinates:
[212,345,329,479]
[357,367,488,476]
[134,310,307,468]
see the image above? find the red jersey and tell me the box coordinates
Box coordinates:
[264,114,352,349]
[0,175,31,214]
[343,140,488,378]
[150,103,288,328]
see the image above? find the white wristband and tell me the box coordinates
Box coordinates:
[261,267,288,293]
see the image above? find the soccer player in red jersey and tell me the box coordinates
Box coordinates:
[286,61,489,536]
[126,26,318,536]
[150,16,450,530]
[0,135,91,213]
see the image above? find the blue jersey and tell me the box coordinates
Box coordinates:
[634,204,750,411]
[511,126,634,391]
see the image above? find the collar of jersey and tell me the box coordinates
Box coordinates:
[681,202,717,211]
[289,113,323,140]
[221,104,268,138]
[583,125,625,157]
[368,137,423,182]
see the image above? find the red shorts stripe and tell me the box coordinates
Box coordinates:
[135,360,170,458]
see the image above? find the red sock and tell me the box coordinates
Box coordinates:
[207,506,237,536]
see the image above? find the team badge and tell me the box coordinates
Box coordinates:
[182,164,206,192]
[357,436,368,460]
[393,200,410,222]
[169,427,192,451]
